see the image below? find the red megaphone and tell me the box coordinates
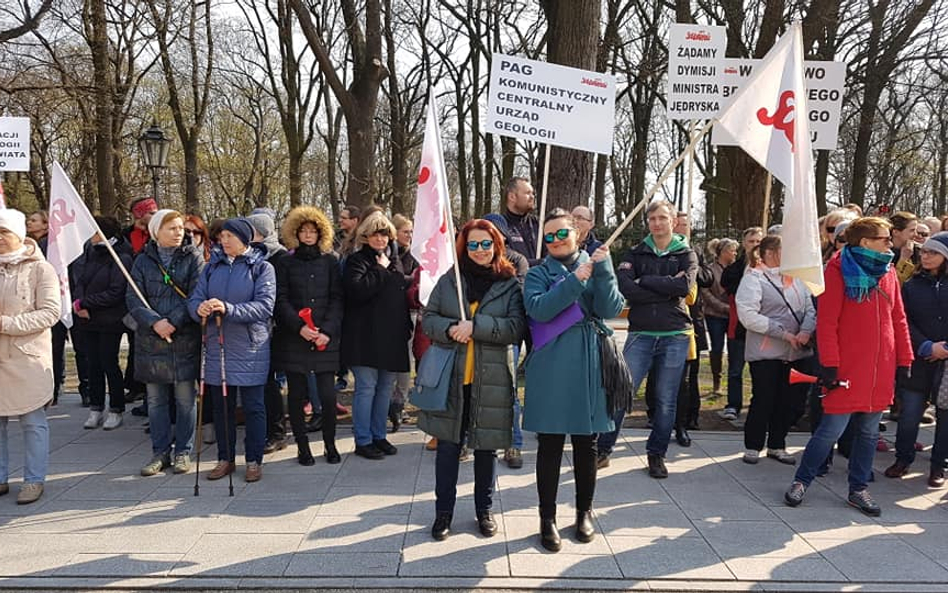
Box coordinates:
[298,308,326,351]
[789,368,850,393]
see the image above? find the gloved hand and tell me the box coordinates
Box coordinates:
[819,366,838,386]
[896,367,911,383]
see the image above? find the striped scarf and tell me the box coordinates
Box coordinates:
[839,245,893,302]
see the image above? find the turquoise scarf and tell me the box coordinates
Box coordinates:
[839,245,893,302]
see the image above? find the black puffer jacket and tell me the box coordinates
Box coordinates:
[898,270,948,396]
[71,238,134,333]
[618,237,698,333]
[341,244,411,372]
[126,241,205,383]
[273,245,344,374]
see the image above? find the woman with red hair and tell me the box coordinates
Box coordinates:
[418,219,526,541]
[184,214,211,262]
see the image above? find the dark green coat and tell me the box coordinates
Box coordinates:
[417,270,526,450]
[522,252,625,435]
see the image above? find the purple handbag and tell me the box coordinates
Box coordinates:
[528,277,585,350]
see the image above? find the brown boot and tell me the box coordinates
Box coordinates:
[245,461,262,482]
[207,461,235,480]
[710,352,723,393]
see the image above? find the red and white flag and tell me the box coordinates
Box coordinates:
[48,161,98,327]
[0,179,6,209]
[716,22,823,295]
[411,96,456,306]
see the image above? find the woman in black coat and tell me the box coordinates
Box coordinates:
[71,216,133,432]
[273,206,344,464]
[341,211,411,460]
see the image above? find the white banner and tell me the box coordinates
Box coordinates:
[486,53,616,155]
[713,59,845,151]
[666,23,727,120]
[0,117,30,171]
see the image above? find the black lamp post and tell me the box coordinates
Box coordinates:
[138,121,171,202]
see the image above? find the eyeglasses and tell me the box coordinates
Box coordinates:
[573,215,592,223]
[543,228,573,243]
[868,236,893,242]
[826,226,836,233]
[467,239,494,251]
[183,229,199,236]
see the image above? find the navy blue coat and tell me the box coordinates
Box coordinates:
[70,238,134,333]
[188,244,276,386]
[899,270,948,396]
[127,241,205,384]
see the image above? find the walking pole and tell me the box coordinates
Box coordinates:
[217,314,234,497]
[193,317,208,497]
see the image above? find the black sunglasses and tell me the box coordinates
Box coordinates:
[467,239,494,251]
[543,228,572,243]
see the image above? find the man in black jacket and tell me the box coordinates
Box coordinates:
[596,200,698,479]
[500,176,543,266]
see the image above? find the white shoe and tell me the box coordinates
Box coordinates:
[767,448,797,465]
[203,423,216,444]
[743,449,760,464]
[102,412,123,430]
[721,408,738,421]
[84,411,103,429]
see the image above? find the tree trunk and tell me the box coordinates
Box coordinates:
[539,0,600,213]
[88,0,115,215]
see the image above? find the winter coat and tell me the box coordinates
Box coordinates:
[187,244,276,386]
[502,210,542,266]
[417,270,525,450]
[522,252,625,434]
[0,239,61,416]
[898,270,948,396]
[341,244,411,372]
[273,206,344,375]
[126,241,205,384]
[701,260,731,319]
[580,230,603,255]
[617,236,698,333]
[736,266,816,362]
[817,252,913,414]
[70,238,134,333]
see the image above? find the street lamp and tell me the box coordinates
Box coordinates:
[138,121,171,202]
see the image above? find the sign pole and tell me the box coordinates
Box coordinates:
[535,143,552,260]
[604,119,716,249]
[685,120,698,223]
[762,172,773,230]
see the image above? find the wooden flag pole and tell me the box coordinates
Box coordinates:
[685,119,698,226]
[604,119,716,249]
[762,172,773,230]
[535,143,552,260]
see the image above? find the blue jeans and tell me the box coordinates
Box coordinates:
[795,411,883,492]
[435,386,496,513]
[597,333,690,457]
[706,316,728,354]
[0,407,49,484]
[208,384,266,464]
[147,381,196,457]
[351,366,396,446]
[726,337,746,412]
[895,389,948,471]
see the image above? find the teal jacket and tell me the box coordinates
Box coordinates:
[417,270,526,450]
[522,252,625,435]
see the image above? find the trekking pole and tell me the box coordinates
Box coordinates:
[194,317,208,497]
[217,313,234,497]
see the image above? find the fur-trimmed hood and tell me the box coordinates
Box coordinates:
[282,206,334,253]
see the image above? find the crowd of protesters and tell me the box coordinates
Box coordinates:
[1,181,947,550]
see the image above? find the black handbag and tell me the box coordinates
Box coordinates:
[596,323,634,417]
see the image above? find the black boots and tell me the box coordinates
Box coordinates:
[575,511,595,543]
[675,425,692,447]
[647,453,668,479]
[710,351,723,393]
[432,512,452,540]
[297,438,315,466]
[388,400,404,433]
[540,518,561,552]
[477,511,497,537]
[324,441,341,464]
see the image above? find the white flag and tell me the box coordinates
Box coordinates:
[48,161,99,327]
[0,180,6,209]
[716,22,823,295]
[411,96,456,306]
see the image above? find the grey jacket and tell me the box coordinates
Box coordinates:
[736,266,816,362]
[416,270,525,450]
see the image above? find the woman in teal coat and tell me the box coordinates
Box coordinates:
[523,208,624,552]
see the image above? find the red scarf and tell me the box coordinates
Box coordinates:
[129,226,149,254]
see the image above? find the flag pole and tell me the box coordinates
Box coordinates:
[604,118,716,249]
[685,120,698,225]
[535,143,552,260]
[761,172,773,230]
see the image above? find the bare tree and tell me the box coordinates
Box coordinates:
[0,0,54,43]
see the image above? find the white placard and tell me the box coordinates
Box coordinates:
[666,23,727,120]
[713,59,845,151]
[486,53,616,155]
[0,117,30,171]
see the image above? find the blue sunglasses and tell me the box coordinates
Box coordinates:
[467,239,494,251]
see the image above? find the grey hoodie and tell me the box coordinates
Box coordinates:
[735,265,816,362]
[247,213,287,261]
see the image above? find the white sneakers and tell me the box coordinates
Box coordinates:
[744,448,797,465]
[83,411,103,429]
[743,449,760,464]
[84,411,122,430]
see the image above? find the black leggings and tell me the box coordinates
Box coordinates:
[77,330,125,413]
[286,371,337,444]
[536,433,597,520]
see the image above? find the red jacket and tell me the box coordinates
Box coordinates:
[817,252,913,414]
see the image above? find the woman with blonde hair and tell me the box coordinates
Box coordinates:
[341,211,411,459]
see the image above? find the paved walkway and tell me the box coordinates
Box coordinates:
[2,401,948,592]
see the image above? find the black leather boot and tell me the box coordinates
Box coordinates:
[431,512,452,540]
[540,517,561,552]
[297,437,315,466]
[675,425,692,447]
[575,511,595,543]
[324,441,341,464]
